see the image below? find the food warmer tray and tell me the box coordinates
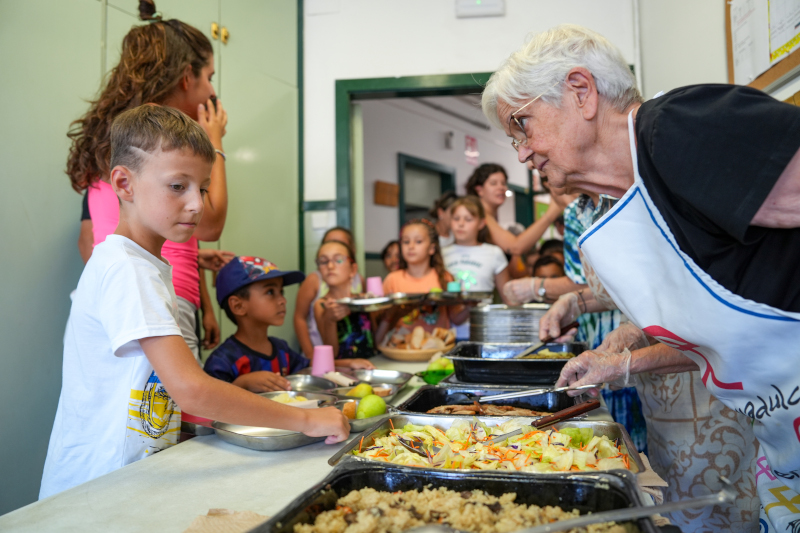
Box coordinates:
[447,342,588,385]
[395,385,578,417]
[249,461,660,533]
[334,296,393,313]
[327,414,644,473]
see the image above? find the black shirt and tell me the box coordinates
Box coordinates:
[81,192,90,221]
[635,84,800,312]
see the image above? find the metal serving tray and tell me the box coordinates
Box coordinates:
[396,385,577,417]
[387,292,427,305]
[334,399,392,432]
[348,369,413,390]
[426,291,494,305]
[328,414,644,473]
[335,296,393,313]
[286,375,338,392]
[448,342,588,385]
[250,462,658,533]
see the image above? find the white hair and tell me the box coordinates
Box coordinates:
[482,24,642,129]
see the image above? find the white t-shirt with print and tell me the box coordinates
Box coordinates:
[442,243,508,339]
[40,235,183,499]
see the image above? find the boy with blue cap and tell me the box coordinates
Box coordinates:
[205,256,311,392]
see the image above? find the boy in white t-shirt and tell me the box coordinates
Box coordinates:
[442,196,511,340]
[40,105,349,499]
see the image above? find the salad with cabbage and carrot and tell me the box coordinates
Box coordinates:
[351,419,633,472]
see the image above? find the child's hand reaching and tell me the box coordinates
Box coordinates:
[321,297,351,323]
[232,371,291,393]
[336,358,376,370]
[301,406,351,444]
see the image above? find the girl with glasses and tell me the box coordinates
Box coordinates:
[313,241,376,369]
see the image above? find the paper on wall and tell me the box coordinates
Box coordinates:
[769,0,800,62]
[732,0,771,84]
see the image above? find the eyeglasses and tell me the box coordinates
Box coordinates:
[509,82,559,152]
[315,255,350,268]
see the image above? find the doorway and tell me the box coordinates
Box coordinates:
[398,153,456,226]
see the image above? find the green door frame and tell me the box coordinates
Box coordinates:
[397,153,456,228]
[333,72,493,229]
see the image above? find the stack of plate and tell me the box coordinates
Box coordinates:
[469,303,550,343]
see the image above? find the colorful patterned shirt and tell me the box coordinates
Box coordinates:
[204,335,309,381]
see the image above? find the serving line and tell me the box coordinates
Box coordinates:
[0,357,615,532]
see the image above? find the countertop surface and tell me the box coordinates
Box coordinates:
[0,355,613,532]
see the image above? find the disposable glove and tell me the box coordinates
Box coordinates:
[538,292,581,341]
[596,322,649,353]
[503,277,538,306]
[554,348,634,397]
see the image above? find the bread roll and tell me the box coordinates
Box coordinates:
[410,326,426,350]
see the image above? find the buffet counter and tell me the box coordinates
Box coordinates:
[0,356,615,532]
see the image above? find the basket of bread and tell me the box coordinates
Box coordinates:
[378,326,456,361]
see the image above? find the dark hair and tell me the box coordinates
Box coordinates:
[66,0,213,191]
[317,239,355,262]
[533,255,565,276]
[539,239,564,257]
[223,286,251,324]
[555,214,565,226]
[465,163,508,197]
[449,195,489,243]
[398,219,450,290]
[380,240,399,261]
[323,226,356,255]
[428,190,458,219]
[110,105,215,172]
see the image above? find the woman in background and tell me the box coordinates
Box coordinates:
[429,191,458,248]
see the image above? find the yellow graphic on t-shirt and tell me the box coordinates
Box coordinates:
[127,371,180,451]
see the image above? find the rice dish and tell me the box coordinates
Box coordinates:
[293,486,626,533]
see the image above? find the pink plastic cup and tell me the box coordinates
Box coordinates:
[366,276,384,297]
[311,345,335,376]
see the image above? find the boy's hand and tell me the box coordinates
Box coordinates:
[198,249,235,271]
[233,371,291,393]
[197,98,228,148]
[337,358,376,370]
[301,406,350,444]
[202,310,220,349]
[322,297,350,322]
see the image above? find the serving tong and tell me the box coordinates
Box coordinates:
[478,384,603,403]
[396,400,600,458]
[511,322,580,359]
[406,478,735,533]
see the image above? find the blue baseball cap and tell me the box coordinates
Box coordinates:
[216,256,305,308]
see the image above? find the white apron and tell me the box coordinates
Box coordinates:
[579,112,800,533]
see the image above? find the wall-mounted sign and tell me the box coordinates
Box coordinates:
[465,135,479,166]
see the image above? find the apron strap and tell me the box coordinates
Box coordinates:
[627,111,641,181]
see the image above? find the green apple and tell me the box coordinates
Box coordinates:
[426,357,452,371]
[356,394,387,419]
[346,383,374,398]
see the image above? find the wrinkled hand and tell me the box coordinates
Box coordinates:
[539,292,581,341]
[503,277,537,306]
[554,348,633,397]
[233,371,291,393]
[302,406,351,444]
[597,323,649,353]
[197,98,228,146]
[198,248,235,271]
[201,308,220,349]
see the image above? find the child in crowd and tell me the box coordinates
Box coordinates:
[381,240,400,274]
[314,241,377,368]
[40,106,348,499]
[532,255,565,279]
[204,257,311,392]
[539,238,565,265]
[442,196,510,340]
[524,249,541,277]
[294,227,363,359]
[377,219,468,344]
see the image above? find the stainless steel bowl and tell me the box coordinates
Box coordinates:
[258,390,339,406]
[348,369,413,388]
[285,374,337,392]
[334,399,392,432]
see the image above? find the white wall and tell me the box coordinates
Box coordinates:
[638,0,728,97]
[360,96,528,253]
[304,0,636,202]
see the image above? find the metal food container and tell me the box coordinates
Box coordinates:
[328,414,644,473]
[334,399,392,432]
[396,385,577,417]
[250,462,658,533]
[348,369,413,390]
[447,342,588,385]
[469,304,550,343]
[335,296,393,313]
[286,375,338,392]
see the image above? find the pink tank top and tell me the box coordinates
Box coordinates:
[87,180,200,307]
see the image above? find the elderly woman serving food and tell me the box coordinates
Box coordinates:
[482,24,800,533]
